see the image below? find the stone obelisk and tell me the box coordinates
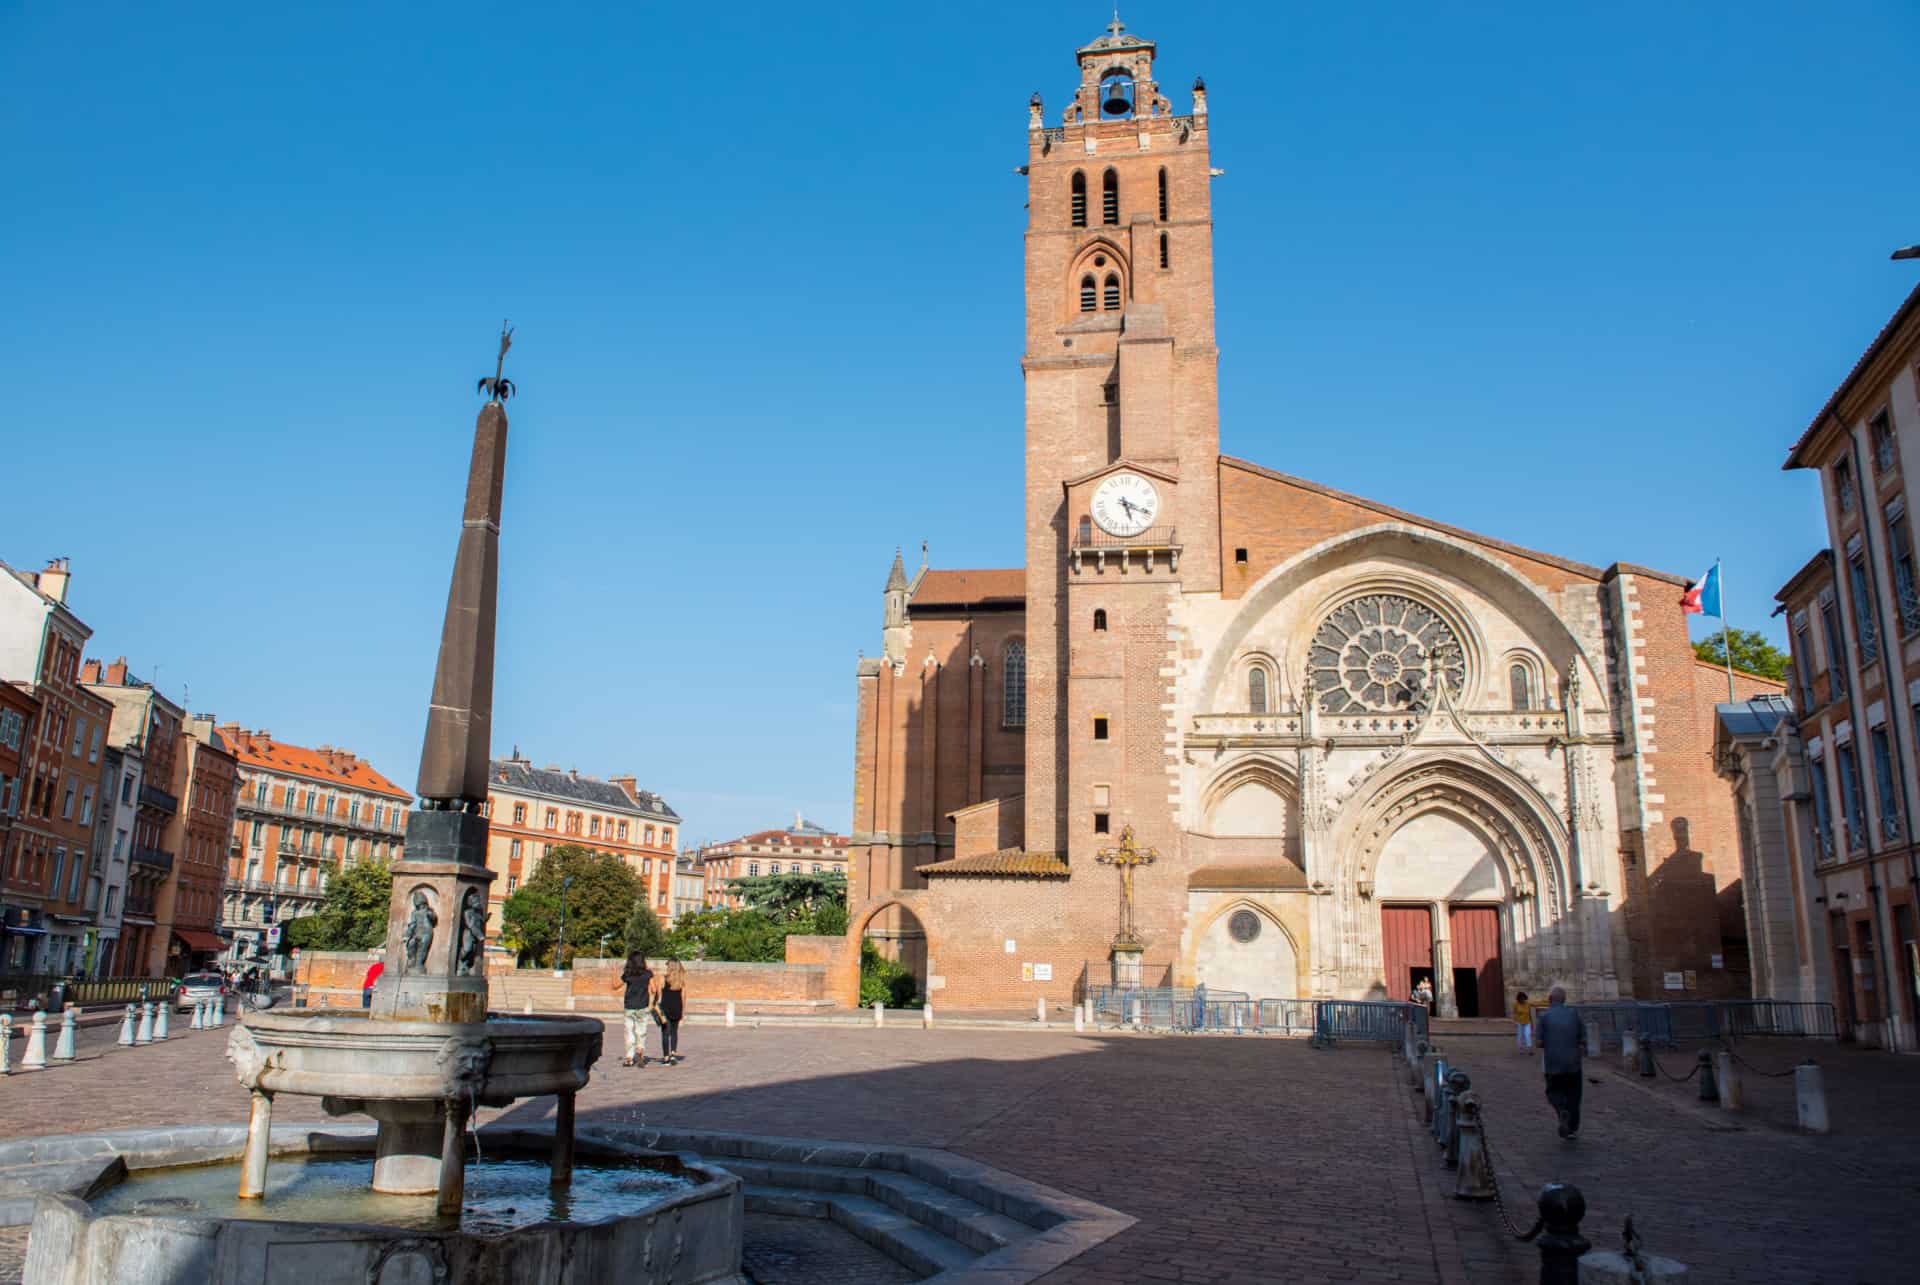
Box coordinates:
[370,326,516,1024]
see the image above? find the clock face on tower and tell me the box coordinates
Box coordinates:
[1090,473,1160,537]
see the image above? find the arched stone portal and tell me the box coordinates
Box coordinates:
[846,896,935,1009]
[1191,900,1298,999]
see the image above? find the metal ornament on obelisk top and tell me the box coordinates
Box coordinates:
[370,324,516,1025]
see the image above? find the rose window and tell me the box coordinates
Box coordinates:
[1228,910,1262,943]
[1308,594,1465,714]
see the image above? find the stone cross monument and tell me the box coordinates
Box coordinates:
[1095,824,1158,987]
[370,324,515,1024]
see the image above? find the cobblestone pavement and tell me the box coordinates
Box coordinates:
[1,1021,1917,1283]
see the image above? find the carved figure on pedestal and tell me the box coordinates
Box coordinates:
[456,888,486,978]
[403,890,438,973]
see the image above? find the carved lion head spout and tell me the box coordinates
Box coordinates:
[435,1037,492,1099]
[226,1025,267,1087]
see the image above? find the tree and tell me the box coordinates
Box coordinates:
[1693,628,1790,682]
[723,871,848,922]
[624,900,669,960]
[499,845,645,968]
[282,859,391,953]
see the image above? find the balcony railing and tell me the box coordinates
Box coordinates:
[131,845,175,874]
[138,783,179,815]
[237,793,409,833]
[1069,523,1182,572]
[1899,578,1920,635]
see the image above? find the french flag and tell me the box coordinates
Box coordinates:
[1682,563,1722,617]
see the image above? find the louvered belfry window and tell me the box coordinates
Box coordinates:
[1071,172,1087,228]
[1158,168,1169,220]
[1104,274,1121,310]
[1159,232,1169,269]
[1080,275,1097,312]
[1102,170,1119,224]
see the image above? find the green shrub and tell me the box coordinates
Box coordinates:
[859,939,919,1008]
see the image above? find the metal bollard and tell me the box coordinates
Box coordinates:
[1409,1039,1430,1089]
[213,995,225,1024]
[1535,1183,1590,1285]
[1696,1050,1718,1103]
[1584,1019,1601,1059]
[53,1006,77,1061]
[1795,1060,1829,1133]
[1713,1051,1742,1111]
[1620,1029,1638,1071]
[922,1003,934,1029]
[872,1000,884,1028]
[0,1015,11,1074]
[1419,1050,1440,1121]
[1451,1091,1494,1200]
[135,1003,153,1045]
[1443,1070,1470,1168]
[1638,1037,1656,1078]
[724,1000,736,1029]
[22,1011,48,1070]
[190,999,204,1030]
[1432,1061,1454,1143]
[117,1004,136,1047]
[1036,996,1047,1026]
[154,1001,171,1041]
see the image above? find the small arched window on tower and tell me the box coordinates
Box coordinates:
[1159,232,1169,269]
[1003,642,1027,728]
[1080,275,1097,312]
[1104,274,1121,310]
[1510,663,1533,711]
[1249,667,1268,714]
[1093,609,1107,632]
[1158,168,1169,220]
[1070,171,1087,228]
[1102,169,1119,225]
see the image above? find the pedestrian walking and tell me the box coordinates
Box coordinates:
[620,951,654,1067]
[655,960,686,1066]
[361,959,383,1010]
[1512,990,1534,1053]
[1413,976,1435,1011]
[1536,985,1583,1139]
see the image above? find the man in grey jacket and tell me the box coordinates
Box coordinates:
[1535,986,1584,1138]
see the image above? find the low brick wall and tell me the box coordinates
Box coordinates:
[293,949,384,1010]
[567,956,831,1014]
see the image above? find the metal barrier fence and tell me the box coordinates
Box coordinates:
[1311,999,1428,1047]
[1091,986,1252,1031]
[0,975,181,1010]
[1258,998,1316,1035]
[1571,999,1839,1049]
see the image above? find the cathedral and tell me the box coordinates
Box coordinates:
[847,21,1780,1015]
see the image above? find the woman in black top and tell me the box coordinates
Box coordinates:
[619,951,653,1067]
[655,959,686,1065]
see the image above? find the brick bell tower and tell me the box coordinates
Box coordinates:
[1022,16,1220,887]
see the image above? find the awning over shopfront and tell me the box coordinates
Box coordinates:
[173,928,227,953]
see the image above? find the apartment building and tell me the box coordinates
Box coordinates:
[83,657,187,977]
[218,725,411,967]
[1771,280,1920,1050]
[697,815,851,910]
[482,753,681,933]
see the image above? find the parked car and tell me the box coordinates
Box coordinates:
[175,971,226,1012]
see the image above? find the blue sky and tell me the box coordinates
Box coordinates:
[4,3,1917,846]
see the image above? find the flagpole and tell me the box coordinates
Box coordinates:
[1718,557,1735,703]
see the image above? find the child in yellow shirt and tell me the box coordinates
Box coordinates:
[1513,991,1534,1052]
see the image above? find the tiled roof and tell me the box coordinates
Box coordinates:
[1785,281,1920,469]
[488,758,679,820]
[1691,656,1785,689]
[1185,862,1307,891]
[917,849,1070,878]
[911,569,1025,609]
[230,735,410,800]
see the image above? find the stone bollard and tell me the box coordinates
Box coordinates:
[53,1006,77,1061]
[1713,1051,1742,1111]
[1638,1037,1657,1078]
[1795,1060,1829,1134]
[191,999,204,1030]
[1408,1039,1430,1089]
[1129,996,1144,1030]
[725,1000,737,1029]
[1451,1091,1495,1200]
[22,1011,48,1070]
[922,1003,934,1029]
[1073,1005,1085,1033]
[1443,1070,1471,1168]
[1082,996,1094,1028]
[1621,1029,1638,1071]
[135,1003,153,1045]
[872,1001,884,1028]
[1536,1183,1591,1285]
[117,1004,136,1047]
[1696,1051,1717,1103]
[1584,1019,1602,1058]
[154,1001,171,1041]
[1419,1050,1440,1122]
[1036,996,1047,1026]
[522,997,533,1015]
[213,995,225,1024]
[0,1015,11,1074]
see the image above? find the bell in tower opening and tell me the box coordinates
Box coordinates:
[1100,70,1134,117]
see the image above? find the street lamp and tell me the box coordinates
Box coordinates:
[554,875,577,976]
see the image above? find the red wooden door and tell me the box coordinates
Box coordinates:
[1381,906,1434,1002]
[1450,906,1504,1018]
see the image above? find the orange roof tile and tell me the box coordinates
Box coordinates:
[917,848,1069,878]
[228,734,411,800]
[911,569,1025,609]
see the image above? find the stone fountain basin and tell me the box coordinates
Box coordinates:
[235,1009,603,1108]
[21,1125,745,1285]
